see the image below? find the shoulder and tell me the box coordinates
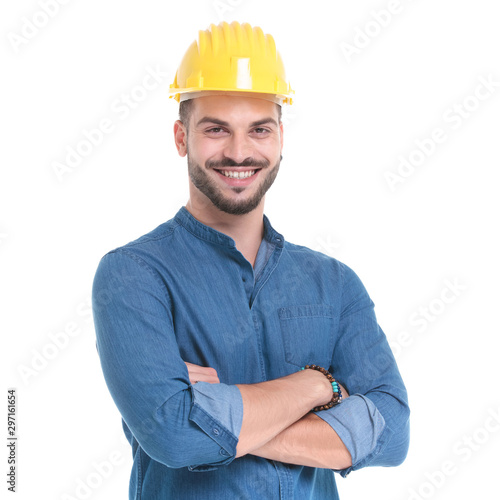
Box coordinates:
[282,240,368,294]
[93,216,182,286]
[99,215,182,264]
[109,217,179,254]
[282,240,349,274]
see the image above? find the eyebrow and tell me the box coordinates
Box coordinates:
[250,117,279,128]
[196,116,279,128]
[196,117,230,127]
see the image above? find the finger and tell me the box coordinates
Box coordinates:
[338,383,349,399]
[185,362,218,377]
[185,362,220,384]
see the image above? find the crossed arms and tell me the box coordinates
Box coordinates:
[93,250,410,473]
[185,362,352,469]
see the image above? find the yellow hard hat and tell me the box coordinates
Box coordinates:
[169,21,294,105]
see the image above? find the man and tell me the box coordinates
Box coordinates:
[92,21,410,499]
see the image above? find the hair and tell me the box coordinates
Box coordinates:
[179,99,195,131]
[179,98,282,132]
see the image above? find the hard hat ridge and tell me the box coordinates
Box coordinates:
[169,21,294,105]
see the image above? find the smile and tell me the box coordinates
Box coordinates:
[214,169,258,179]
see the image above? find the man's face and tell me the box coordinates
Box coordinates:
[175,95,283,215]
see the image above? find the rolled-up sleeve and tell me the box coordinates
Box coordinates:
[92,250,243,470]
[317,262,410,477]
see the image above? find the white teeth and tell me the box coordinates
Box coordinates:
[220,170,256,179]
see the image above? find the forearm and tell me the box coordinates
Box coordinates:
[251,412,352,469]
[235,370,331,457]
[184,362,335,460]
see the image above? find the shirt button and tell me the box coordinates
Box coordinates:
[213,428,220,436]
[242,277,246,282]
[220,449,229,456]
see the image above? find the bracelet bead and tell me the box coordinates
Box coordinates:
[301,364,343,412]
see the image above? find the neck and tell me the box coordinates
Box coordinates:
[184,197,265,267]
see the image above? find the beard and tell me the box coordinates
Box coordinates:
[187,152,281,215]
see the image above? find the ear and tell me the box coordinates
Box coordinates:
[174,120,188,157]
[279,121,284,155]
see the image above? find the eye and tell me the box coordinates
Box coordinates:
[253,127,270,135]
[205,127,227,135]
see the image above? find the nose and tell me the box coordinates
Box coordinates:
[222,131,254,164]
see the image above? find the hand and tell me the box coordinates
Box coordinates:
[184,362,220,385]
[338,383,349,400]
[299,368,350,408]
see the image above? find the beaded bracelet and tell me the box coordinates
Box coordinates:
[301,364,343,411]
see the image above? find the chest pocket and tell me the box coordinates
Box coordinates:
[278,304,337,369]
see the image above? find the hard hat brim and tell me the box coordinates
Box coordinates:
[172,90,292,106]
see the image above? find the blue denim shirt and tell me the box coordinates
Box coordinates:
[92,206,410,499]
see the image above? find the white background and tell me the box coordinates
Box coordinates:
[2,1,499,499]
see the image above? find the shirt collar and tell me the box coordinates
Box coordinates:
[174,206,284,249]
